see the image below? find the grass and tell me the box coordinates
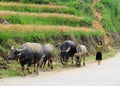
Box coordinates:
[0,49,119,78]
[0,24,101,34]
[0,2,82,16]
[0,2,68,9]
[0,10,85,27]
[0,10,82,20]
[86,49,119,64]
[0,11,88,27]
[97,0,120,33]
[0,24,102,42]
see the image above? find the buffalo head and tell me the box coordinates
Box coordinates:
[74,53,81,66]
[8,46,25,60]
[59,47,71,65]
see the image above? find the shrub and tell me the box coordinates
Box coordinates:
[76,0,93,16]
[79,17,93,27]
[100,0,120,33]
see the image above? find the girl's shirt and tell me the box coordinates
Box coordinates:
[96,45,103,53]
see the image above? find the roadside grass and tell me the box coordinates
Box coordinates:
[0,49,119,78]
[86,49,119,63]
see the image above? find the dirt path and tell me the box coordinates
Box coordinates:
[0,53,120,86]
[92,0,112,50]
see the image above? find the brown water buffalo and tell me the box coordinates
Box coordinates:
[74,45,87,67]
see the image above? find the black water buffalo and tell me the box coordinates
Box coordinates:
[40,44,54,71]
[74,45,87,67]
[59,40,76,65]
[8,42,44,76]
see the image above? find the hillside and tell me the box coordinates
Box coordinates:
[0,0,101,56]
[0,0,120,77]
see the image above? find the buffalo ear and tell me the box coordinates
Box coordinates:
[74,53,81,56]
[74,53,77,56]
[11,46,15,50]
[59,50,61,53]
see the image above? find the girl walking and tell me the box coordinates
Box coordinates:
[96,41,103,65]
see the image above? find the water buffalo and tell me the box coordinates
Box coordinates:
[40,44,54,71]
[59,40,76,65]
[74,45,87,67]
[8,42,44,76]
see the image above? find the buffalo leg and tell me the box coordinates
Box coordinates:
[34,63,38,75]
[48,60,50,68]
[71,56,74,64]
[49,59,53,70]
[43,60,47,72]
[27,62,32,74]
[79,58,81,67]
[83,55,86,66]
[36,63,39,75]
[76,57,80,67]
[21,66,25,76]
[27,67,32,74]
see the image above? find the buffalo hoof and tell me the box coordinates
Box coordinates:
[21,73,25,76]
[28,71,32,74]
[76,62,81,67]
[34,71,38,75]
[51,66,53,70]
[83,63,85,66]
[36,71,39,75]
[76,64,79,67]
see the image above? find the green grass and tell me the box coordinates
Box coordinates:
[97,0,120,33]
[0,2,82,16]
[0,13,93,27]
[0,29,102,43]
[0,61,21,78]
[5,14,82,27]
[86,49,119,63]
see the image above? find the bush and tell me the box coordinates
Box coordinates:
[100,0,120,33]
[79,17,93,27]
[76,0,93,16]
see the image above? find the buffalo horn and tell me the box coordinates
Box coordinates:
[17,47,26,52]
[66,47,71,52]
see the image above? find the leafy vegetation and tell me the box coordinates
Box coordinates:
[95,0,120,33]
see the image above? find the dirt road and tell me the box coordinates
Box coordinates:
[0,53,120,86]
